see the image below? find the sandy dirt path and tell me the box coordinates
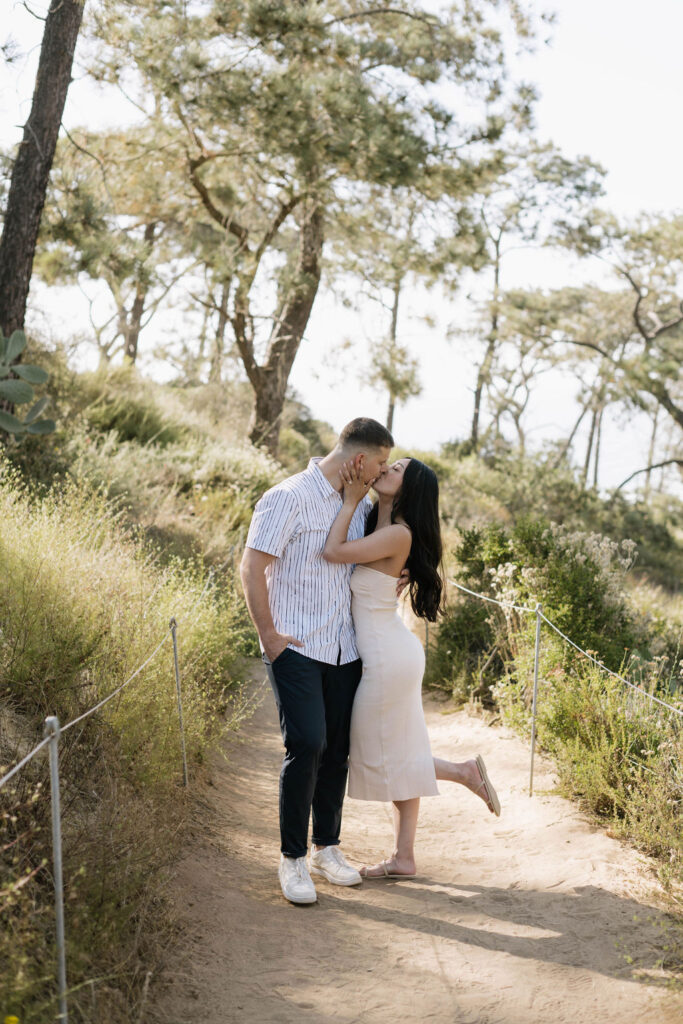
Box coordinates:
[150,666,681,1024]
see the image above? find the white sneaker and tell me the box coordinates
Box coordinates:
[310,846,362,886]
[279,855,317,905]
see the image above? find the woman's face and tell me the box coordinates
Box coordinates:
[372,458,411,498]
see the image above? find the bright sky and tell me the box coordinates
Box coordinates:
[1,0,682,492]
[294,0,683,491]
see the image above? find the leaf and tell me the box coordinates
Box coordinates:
[25,418,56,435]
[0,409,25,433]
[6,330,27,363]
[14,363,49,384]
[24,396,50,424]
[0,379,34,404]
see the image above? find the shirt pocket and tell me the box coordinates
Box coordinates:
[299,502,336,532]
[291,504,335,568]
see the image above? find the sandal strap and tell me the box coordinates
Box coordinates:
[474,776,494,808]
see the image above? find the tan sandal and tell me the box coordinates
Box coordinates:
[359,859,417,879]
[475,754,501,816]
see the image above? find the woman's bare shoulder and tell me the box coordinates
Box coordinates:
[372,521,411,533]
[387,521,412,544]
[392,520,412,535]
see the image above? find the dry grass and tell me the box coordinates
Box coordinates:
[0,459,256,1021]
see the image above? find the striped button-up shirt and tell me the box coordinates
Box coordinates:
[245,458,372,665]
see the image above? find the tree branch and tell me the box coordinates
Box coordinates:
[651,299,683,339]
[538,335,614,361]
[140,258,201,326]
[645,378,683,431]
[616,459,683,490]
[619,267,651,343]
[252,194,302,268]
[324,8,440,29]
[187,156,249,247]
[61,123,115,203]
[230,305,260,388]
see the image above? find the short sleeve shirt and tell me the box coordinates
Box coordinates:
[245,458,372,664]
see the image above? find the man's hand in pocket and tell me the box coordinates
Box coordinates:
[263,632,304,663]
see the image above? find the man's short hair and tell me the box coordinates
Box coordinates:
[338,417,394,451]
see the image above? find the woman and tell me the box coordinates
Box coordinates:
[323,457,500,879]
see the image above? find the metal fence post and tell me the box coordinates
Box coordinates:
[44,715,68,1024]
[169,618,189,787]
[529,603,543,797]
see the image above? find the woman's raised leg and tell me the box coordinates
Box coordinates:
[434,755,499,814]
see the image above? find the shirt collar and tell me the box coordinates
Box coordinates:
[307,457,342,500]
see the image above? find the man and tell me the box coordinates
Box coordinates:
[240,417,394,904]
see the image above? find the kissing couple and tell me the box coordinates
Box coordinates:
[240,417,500,905]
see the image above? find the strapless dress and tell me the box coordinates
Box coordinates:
[348,565,438,801]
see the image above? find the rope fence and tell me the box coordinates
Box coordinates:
[0,571,222,1023]
[444,579,537,615]
[538,611,683,718]
[2,562,681,1022]
[621,752,683,797]
[442,578,683,797]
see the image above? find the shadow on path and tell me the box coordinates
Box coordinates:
[149,670,682,1024]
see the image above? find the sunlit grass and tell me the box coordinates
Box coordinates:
[0,458,256,1021]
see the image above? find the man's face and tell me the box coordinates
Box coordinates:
[353,446,391,486]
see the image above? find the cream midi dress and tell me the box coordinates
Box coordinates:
[348,565,439,802]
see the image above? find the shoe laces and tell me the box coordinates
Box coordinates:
[294,857,309,881]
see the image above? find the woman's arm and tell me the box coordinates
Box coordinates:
[323,520,411,565]
[323,462,410,565]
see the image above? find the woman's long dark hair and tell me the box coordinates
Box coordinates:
[365,458,444,621]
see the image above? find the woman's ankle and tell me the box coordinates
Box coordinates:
[394,852,416,871]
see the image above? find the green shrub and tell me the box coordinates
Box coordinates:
[428,509,683,889]
[85,389,188,446]
[435,448,683,587]
[78,366,189,446]
[451,516,641,673]
[493,638,683,885]
[424,598,498,705]
[429,516,647,703]
[58,427,283,565]
[278,426,313,469]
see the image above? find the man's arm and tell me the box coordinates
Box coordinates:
[240,547,303,662]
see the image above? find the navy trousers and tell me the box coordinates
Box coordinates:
[264,648,362,859]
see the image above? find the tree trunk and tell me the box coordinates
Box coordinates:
[644,406,659,499]
[386,395,395,433]
[249,370,288,451]
[658,421,676,493]
[193,302,210,382]
[123,222,156,363]
[470,336,496,449]
[385,276,400,433]
[551,402,589,469]
[513,413,525,454]
[123,289,145,363]
[582,407,597,487]
[209,278,230,384]
[248,199,324,455]
[470,240,501,451]
[592,404,604,489]
[641,379,683,432]
[0,0,85,336]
